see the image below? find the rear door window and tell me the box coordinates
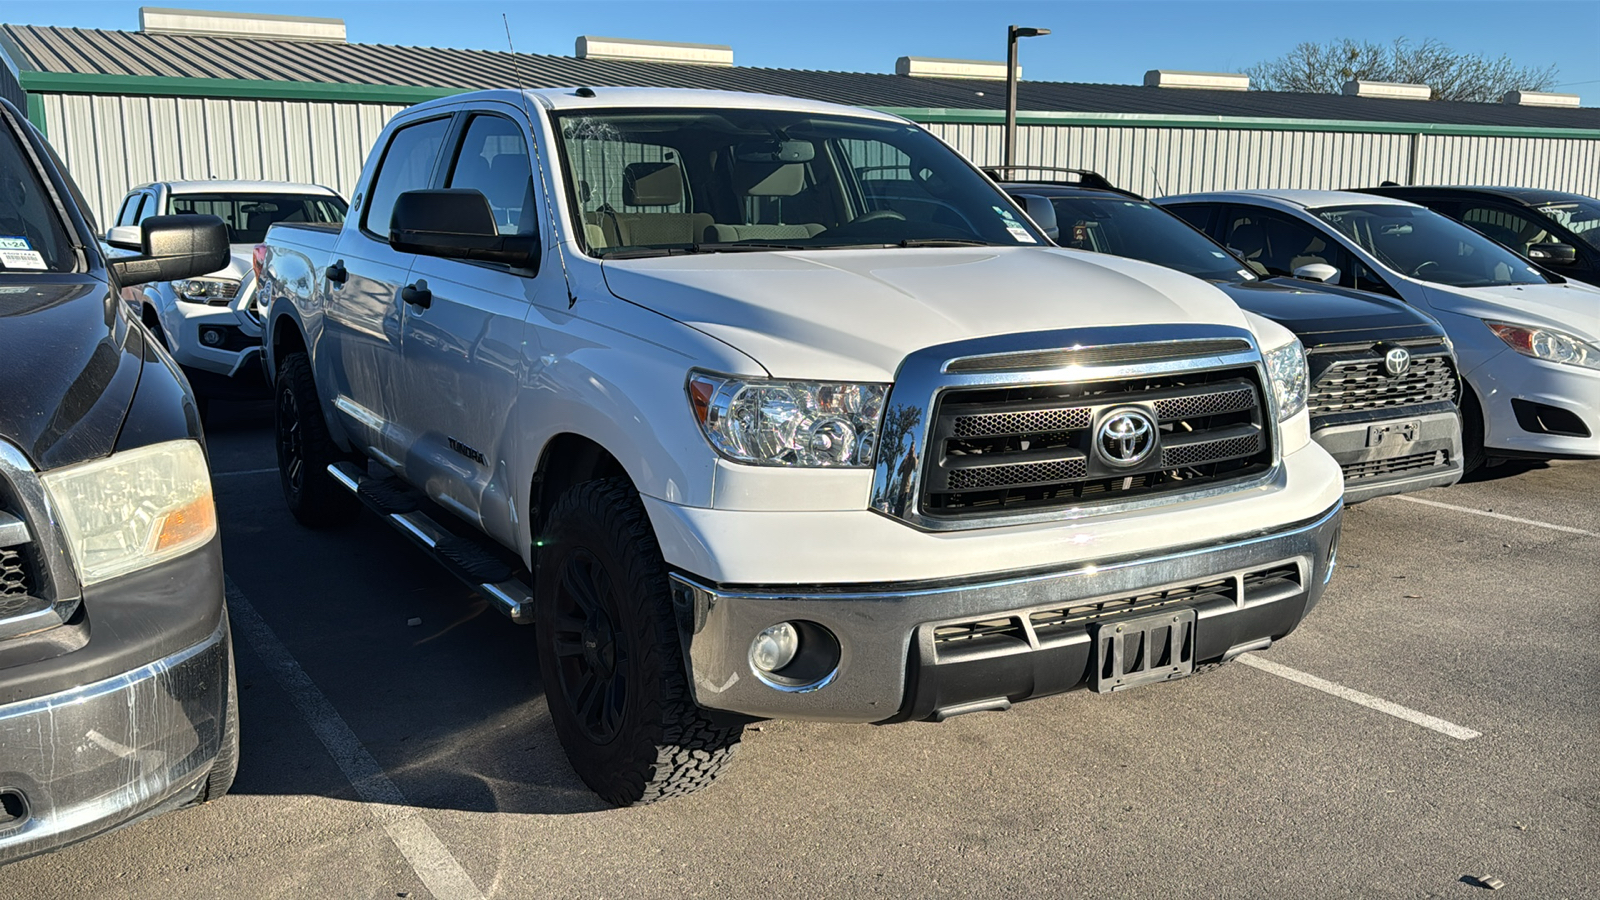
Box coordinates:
[1458,203,1553,257]
[444,114,539,237]
[362,116,452,239]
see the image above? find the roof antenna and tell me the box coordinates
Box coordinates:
[503,13,578,308]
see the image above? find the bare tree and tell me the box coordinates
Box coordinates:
[1244,38,1558,102]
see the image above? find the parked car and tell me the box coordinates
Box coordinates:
[994,168,1463,502]
[1156,190,1600,470]
[105,180,347,405]
[1358,185,1600,288]
[257,87,1344,805]
[0,97,238,865]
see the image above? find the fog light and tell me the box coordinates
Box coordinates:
[200,327,224,346]
[750,622,800,673]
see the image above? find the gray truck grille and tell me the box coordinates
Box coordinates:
[1342,450,1451,481]
[1309,354,1456,416]
[923,367,1272,517]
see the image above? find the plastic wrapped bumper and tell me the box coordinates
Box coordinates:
[672,500,1342,724]
[0,622,229,865]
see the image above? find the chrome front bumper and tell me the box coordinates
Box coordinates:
[0,622,229,865]
[671,501,1343,723]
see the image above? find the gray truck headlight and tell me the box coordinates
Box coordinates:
[173,277,238,304]
[1264,339,1308,422]
[688,372,887,467]
[40,440,216,585]
[1486,321,1600,370]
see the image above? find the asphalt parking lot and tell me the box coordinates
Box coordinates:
[8,402,1598,899]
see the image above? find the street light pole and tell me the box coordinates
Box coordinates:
[1004,25,1050,170]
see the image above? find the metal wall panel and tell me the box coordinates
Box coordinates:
[1415,135,1600,196]
[38,92,406,227]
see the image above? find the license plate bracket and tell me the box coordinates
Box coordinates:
[1090,608,1197,693]
[1367,419,1420,449]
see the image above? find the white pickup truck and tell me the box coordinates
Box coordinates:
[257,87,1345,805]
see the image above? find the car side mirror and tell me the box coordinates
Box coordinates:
[105,224,143,251]
[1292,263,1339,283]
[107,215,230,287]
[1527,242,1577,265]
[1012,193,1060,242]
[389,189,539,270]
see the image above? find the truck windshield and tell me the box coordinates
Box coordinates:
[1315,204,1550,288]
[168,193,348,244]
[0,122,75,274]
[1043,194,1255,282]
[1537,199,1600,252]
[551,108,1046,257]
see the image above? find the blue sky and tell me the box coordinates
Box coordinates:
[16,1,1600,103]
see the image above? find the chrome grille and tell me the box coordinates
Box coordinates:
[923,368,1273,518]
[1309,353,1457,415]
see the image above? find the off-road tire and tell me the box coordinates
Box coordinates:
[196,622,240,803]
[535,477,742,805]
[274,352,358,528]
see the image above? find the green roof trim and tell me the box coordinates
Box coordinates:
[19,71,464,105]
[25,92,45,136]
[873,107,1600,140]
[16,72,1600,140]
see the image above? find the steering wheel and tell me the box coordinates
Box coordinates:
[854,209,906,224]
[1408,260,1439,278]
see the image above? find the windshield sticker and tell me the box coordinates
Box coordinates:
[1238,269,1256,280]
[1006,225,1037,243]
[0,236,32,251]
[1210,251,1227,258]
[0,249,47,270]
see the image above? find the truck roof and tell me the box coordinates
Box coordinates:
[406,86,908,122]
[158,180,343,196]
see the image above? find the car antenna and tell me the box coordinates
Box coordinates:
[504,13,579,308]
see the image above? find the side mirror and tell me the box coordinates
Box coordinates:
[1292,262,1339,283]
[389,189,539,269]
[107,215,230,287]
[1012,193,1060,242]
[1527,242,1577,265]
[106,224,143,251]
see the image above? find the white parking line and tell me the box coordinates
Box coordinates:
[1394,495,1597,537]
[1238,654,1482,741]
[213,467,279,478]
[225,578,486,900]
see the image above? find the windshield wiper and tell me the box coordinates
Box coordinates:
[897,238,999,248]
[599,242,811,259]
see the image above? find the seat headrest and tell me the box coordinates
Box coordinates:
[623,162,683,206]
[738,163,806,197]
[1228,222,1267,258]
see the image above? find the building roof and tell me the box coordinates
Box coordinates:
[3,23,1598,131]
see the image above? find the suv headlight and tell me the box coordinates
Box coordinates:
[688,372,887,467]
[1264,339,1308,422]
[1486,321,1600,370]
[40,440,216,586]
[173,277,238,304]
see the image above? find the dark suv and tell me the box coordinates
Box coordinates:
[995,167,1463,502]
[0,97,238,864]
[1359,185,1600,287]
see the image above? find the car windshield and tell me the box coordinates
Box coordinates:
[0,121,76,275]
[1315,204,1550,288]
[1536,198,1600,252]
[1039,194,1255,282]
[168,193,347,244]
[552,108,1045,257]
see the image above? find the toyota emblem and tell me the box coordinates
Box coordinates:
[1096,408,1157,468]
[1384,347,1411,377]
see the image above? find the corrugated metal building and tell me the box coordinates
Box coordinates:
[3,11,1597,228]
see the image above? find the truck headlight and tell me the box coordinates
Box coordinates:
[40,440,216,586]
[688,372,887,467]
[1264,339,1308,422]
[1486,321,1600,370]
[173,277,238,304]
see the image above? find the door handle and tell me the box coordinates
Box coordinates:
[326,259,348,284]
[402,280,432,309]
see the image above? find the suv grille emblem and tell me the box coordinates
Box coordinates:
[1384,347,1411,377]
[1096,408,1156,468]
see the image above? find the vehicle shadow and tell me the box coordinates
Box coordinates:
[1459,458,1551,483]
[213,435,613,816]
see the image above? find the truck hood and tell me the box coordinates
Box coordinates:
[600,247,1251,381]
[1220,278,1444,345]
[0,278,144,469]
[1421,280,1600,343]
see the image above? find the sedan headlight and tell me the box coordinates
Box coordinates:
[688,372,888,467]
[1486,321,1600,370]
[173,277,238,304]
[40,440,216,586]
[1264,339,1308,422]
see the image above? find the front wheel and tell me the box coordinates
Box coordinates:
[1460,384,1487,475]
[535,478,742,805]
[274,352,358,528]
